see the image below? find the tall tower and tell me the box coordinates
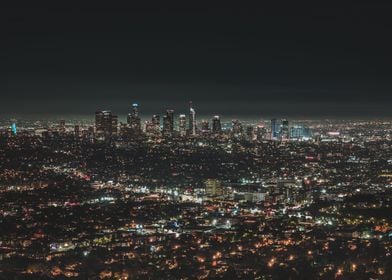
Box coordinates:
[281,119,289,140]
[163,109,175,136]
[212,115,222,135]
[179,114,186,137]
[95,110,117,138]
[152,114,160,126]
[232,119,243,138]
[188,101,196,136]
[201,120,209,132]
[127,103,141,131]
[132,103,139,118]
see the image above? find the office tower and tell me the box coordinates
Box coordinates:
[281,119,289,140]
[152,114,160,127]
[290,125,312,140]
[120,123,132,140]
[188,101,196,136]
[95,110,117,138]
[151,114,161,135]
[205,179,223,197]
[232,119,243,138]
[201,120,209,132]
[303,127,312,139]
[271,118,281,140]
[212,115,222,135]
[290,126,302,139]
[111,115,118,135]
[144,120,154,136]
[246,125,255,141]
[162,114,169,135]
[167,110,174,132]
[163,109,174,136]
[127,103,142,131]
[179,114,187,137]
[145,114,162,138]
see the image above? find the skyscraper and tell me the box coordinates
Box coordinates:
[152,114,161,135]
[188,101,196,136]
[111,115,118,136]
[205,179,223,197]
[290,125,312,140]
[152,114,160,127]
[127,103,141,132]
[95,110,117,138]
[143,114,162,138]
[212,115,222,135]
[163,109,175,136]
[201,120,209,132]
[281,119,289,140]
[232,119,243,138]
[179,114,187,137]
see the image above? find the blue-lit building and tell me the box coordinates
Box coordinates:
[11,123,17,135]
[290,125,312,140]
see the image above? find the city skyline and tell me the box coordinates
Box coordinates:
[2,101,392,122]
[2,3,392,279]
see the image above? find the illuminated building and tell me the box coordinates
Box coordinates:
[152,114,161,135]
[290,125,312,140]
[188,101,196,136]
[232,119,243,138]
[179,114,186,137]
[235,191,266,203]
[127,103,141,132]
[95,110,117,138]
[11,123,17,135]
[281,119,289,140]
[111,115,118,135]
[212,115,221,135]
[152,114,160,127]
[205,179,223,196]
[201,120,209,132]
[144,120,154,136]
[163,109,174,136]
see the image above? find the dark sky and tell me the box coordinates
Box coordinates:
[1,3,392,118]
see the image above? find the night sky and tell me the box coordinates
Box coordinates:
[1,3,392,118]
